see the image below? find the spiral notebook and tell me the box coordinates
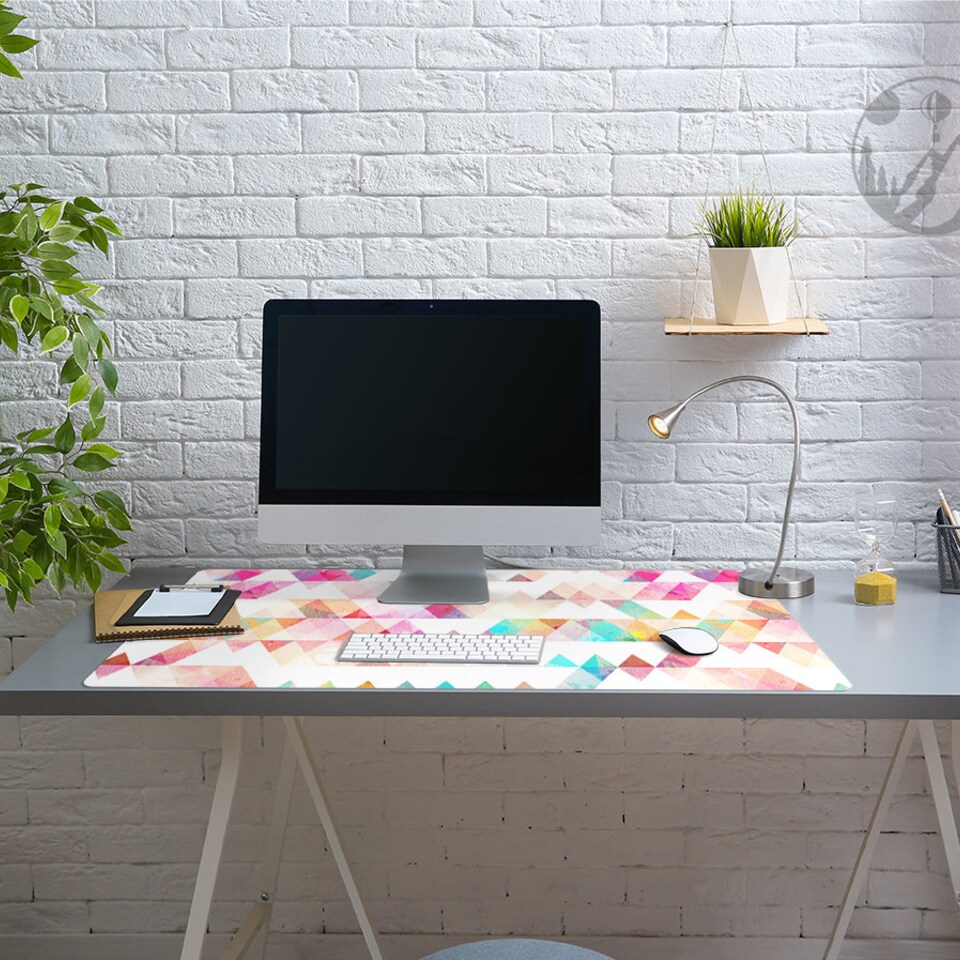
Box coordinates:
[93,588,242,643]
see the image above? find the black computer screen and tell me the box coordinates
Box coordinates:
[259,300,600,506]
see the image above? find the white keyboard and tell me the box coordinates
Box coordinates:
[338,632,544,664]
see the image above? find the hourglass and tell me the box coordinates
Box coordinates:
[854,497,899,605]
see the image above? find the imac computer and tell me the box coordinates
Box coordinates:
[257,299,600,604]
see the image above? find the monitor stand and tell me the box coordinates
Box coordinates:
[378,545,490,605]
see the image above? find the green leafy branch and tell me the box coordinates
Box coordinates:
[0,1,38,80]
[0,2,130,610]
[0,183,129,609]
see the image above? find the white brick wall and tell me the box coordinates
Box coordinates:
[1,0,959,946]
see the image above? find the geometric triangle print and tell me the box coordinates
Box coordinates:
[83,567,850,693]
[618,653,654,681]
[560,667,606,690]
[578,654,617,681]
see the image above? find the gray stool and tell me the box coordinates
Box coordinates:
[423,940,614,960]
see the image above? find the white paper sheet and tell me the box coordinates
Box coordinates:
[134,590,222,619]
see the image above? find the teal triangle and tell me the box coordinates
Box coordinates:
[548,653,577,667]
[589,622,632,642]
[436,680,454,689]
[561,667,603,690]
[580,654,617,680]
[397,680,415,689]
[618,600,661,619]
[476,680,493,689]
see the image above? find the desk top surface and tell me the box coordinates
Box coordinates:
[0,566,957,719]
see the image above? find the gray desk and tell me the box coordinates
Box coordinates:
[1,567,959,960]
[1,568,959,719]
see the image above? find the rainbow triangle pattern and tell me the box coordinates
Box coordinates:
[84,569,850,693]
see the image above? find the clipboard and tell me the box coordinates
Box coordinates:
[94,588,243,643]
[116,587,240,627]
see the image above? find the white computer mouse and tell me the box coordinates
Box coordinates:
[659,627,719,657]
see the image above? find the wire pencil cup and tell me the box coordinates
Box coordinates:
[933,522,960,594]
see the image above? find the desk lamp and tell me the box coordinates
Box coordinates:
[647,375,815,599]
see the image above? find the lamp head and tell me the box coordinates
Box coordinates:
[647,401,687,440]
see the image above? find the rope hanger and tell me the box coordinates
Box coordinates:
[686,21,809,336]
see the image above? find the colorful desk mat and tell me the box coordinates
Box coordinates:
[84,568,850,692]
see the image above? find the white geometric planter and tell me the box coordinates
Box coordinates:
[709,247,790,325]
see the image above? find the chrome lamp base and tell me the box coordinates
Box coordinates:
[738,566,815,599]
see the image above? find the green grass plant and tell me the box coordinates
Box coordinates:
[696,189,800,248]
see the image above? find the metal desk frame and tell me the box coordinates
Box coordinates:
[2,567,960,960]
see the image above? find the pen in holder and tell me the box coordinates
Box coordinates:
[933,521,960,594]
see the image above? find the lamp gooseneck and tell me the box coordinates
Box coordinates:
[648,376,810,597]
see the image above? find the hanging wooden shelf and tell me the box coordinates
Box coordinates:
[664,316,829,336]
[668,23,826,341]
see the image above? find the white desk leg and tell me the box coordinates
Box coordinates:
[283,716,385,960]
[181,716,243,960]
[823,719,917,960]
[918,720,960,909]
[952,721,960,803]
[218,734,298,960]
[249,733,297,960]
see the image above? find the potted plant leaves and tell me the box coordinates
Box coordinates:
[696,188,800,325]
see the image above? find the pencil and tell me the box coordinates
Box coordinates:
[937,489,960,548]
